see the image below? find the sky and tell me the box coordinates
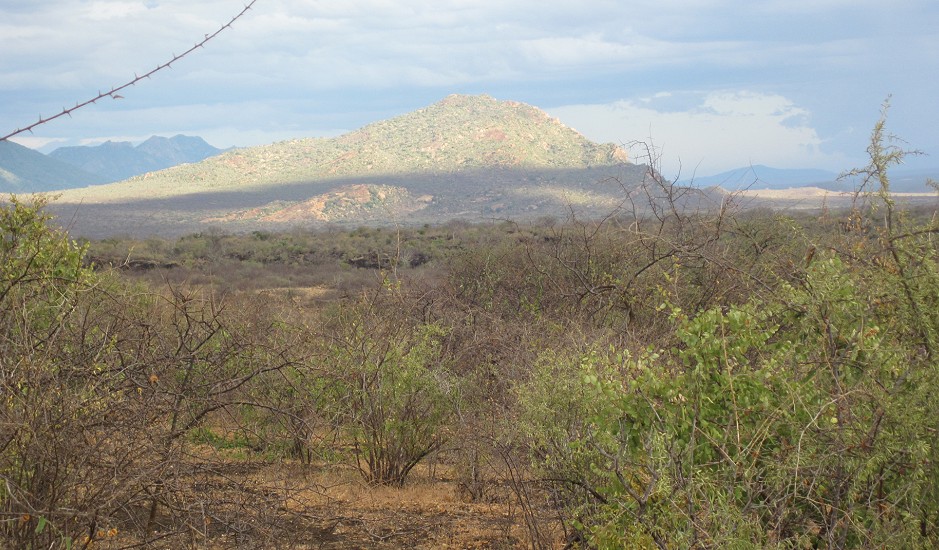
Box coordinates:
[2,0,937,178]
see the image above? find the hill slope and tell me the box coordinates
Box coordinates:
[0,140,103,193]
[56,94,629,203]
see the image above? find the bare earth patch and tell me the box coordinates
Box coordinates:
[102,447,564,549]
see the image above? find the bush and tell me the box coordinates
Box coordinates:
[0,196,131,547]
[322,289,457,486]
[515,110,939,548]
[0,197,307,547]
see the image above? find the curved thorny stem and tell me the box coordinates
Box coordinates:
[1,1,257,142]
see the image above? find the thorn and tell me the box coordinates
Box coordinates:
[112,94,124,100]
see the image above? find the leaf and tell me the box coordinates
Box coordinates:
[35,516,46,534]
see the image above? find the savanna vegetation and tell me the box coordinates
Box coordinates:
[2,111,939,548]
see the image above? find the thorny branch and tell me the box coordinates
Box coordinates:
[0,1,258,142]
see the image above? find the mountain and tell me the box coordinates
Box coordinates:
[680,165,839,190]
[881,168,939,193]
[0,140,103,193]
[56,95,629,202]
[49,94,645,237]
[49,134,222,184]
[685,164,939,193]
[136,135,222,165]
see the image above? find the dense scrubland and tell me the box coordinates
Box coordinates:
[3,117,939,548]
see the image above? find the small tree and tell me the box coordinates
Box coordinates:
[323,287,456,486]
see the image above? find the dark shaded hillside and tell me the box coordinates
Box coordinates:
[48,164,652,238]
[0,140,103,192]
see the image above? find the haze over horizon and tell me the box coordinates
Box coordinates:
[2,0,937,179]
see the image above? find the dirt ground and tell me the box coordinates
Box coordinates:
[103,446,566,549]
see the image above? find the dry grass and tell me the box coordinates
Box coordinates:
[100,443,566,549]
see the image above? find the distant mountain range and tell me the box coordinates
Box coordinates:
[0,135,222,193]
[49,135,222,183]
[0,140,103,193]
[681,164,938,193]
[680,165,839,190]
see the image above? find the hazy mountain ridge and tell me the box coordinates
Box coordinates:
[0,140,103,193]
[680,165,839,190]
[49,135,222,183]
[684,164,939,193]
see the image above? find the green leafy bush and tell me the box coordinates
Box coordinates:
[323,293,457,486]
[516,109,939,548]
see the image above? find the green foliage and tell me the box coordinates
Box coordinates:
[0,196,116,547]
[0,197,310,547]
[1,194,89,303]
[323,299,457,486]
[3,103,938,549]
[515,111,939,548]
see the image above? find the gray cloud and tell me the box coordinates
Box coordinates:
[2,0,937,172]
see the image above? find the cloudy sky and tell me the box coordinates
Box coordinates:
[2,0,937,177]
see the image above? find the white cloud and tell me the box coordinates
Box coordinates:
[1,0,936,167]
[82,1,149,21]
[549,91,849,177]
